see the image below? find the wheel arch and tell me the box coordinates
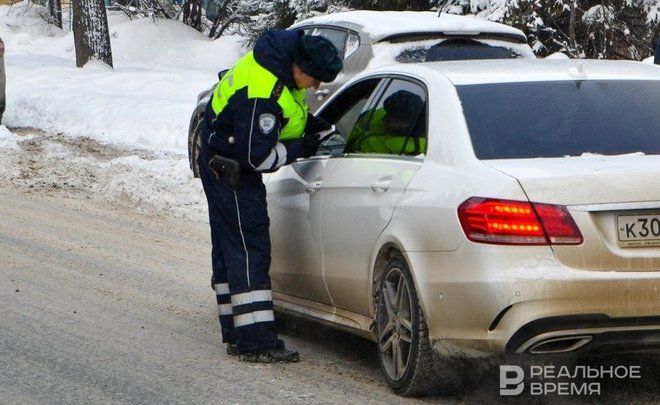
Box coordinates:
[371,240,446,395]
[370,239,427,323]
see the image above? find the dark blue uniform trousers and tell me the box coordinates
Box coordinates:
[199,147,281,353]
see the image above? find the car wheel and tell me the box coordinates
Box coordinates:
[376,252,437,396]
[188,112,203,178]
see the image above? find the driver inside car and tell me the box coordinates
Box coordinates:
[347,90,426,155]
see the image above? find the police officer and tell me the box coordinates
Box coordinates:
[198,29,342,363]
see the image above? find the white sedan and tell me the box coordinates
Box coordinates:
[266,58,660,395]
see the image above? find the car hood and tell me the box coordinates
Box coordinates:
[483,155,660,206]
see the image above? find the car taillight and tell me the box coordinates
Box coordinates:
[458,197,583,245]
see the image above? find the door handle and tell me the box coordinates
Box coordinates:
[314,88,330,100]
[370,180,391,192]
[305,181,322,193]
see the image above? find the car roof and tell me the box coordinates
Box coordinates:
[291,11,528,44]
[362,58,660,85]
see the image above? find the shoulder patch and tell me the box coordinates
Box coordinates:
[259,113,277,134]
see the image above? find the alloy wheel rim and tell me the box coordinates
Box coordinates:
[378,266,414,380]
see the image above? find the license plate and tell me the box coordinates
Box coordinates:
[617,214,660,247]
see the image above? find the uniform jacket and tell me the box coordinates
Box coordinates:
[201,30,311,173]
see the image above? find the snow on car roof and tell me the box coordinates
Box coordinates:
[293,11,527,42]
[380,58,660,85]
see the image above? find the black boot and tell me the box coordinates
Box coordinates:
[238,347,300,363]
[226,343,239,356]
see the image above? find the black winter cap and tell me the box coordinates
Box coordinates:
[383,90,424,121]
[294,33,343,83]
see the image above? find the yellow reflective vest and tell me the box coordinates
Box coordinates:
[349,109,427,155]
[210,51,308,141]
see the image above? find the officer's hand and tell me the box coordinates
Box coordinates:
[305,114,332,135]
[300,133,321,158]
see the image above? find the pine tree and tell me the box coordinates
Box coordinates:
[440,0,660,59]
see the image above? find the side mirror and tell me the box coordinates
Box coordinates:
[317,133,346,156]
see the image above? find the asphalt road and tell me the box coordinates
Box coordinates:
[0,190,408,404]
[1,130,660,404]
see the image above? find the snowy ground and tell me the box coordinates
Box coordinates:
[0,2,657,222]
[0,2,248,222]
[0,126,209,223]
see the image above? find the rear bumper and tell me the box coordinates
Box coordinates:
[405,248,660,358]
[506,314,660,355]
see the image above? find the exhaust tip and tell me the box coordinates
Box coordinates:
[528,335,593,354]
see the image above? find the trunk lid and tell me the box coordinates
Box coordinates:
[485,155,660,272]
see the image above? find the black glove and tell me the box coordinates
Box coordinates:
[300,133,321,158]
[305,113,332,135]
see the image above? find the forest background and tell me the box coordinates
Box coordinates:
[34,0,660,69]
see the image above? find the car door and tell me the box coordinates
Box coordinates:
[266,78,382,305]
[266,158,336,304]
[318,78,428,316]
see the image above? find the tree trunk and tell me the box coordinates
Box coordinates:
[72,0,113,68]
[601,0,609,58]
[569,1,576,52]
[48,0,62,29]
[183,0,203,32]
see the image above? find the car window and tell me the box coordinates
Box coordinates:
[395,38,529,63]
[457,80,660,159]
[306,27,349,59]
[314,78,382,156]
[344,80,427,156]
[345,32,360,59]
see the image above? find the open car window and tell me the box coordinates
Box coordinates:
[314,78,383,157]
[344,79,427,156]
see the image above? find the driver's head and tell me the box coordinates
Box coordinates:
[383,90,424,132]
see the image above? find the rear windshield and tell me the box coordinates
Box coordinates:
[396,38,529,63]
[457,80,660,159]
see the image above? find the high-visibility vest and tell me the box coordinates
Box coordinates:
[210,51,308,141]
[349,109,427,155]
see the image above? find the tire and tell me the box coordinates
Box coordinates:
[376,252,438,396]
[188,112,203,178]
